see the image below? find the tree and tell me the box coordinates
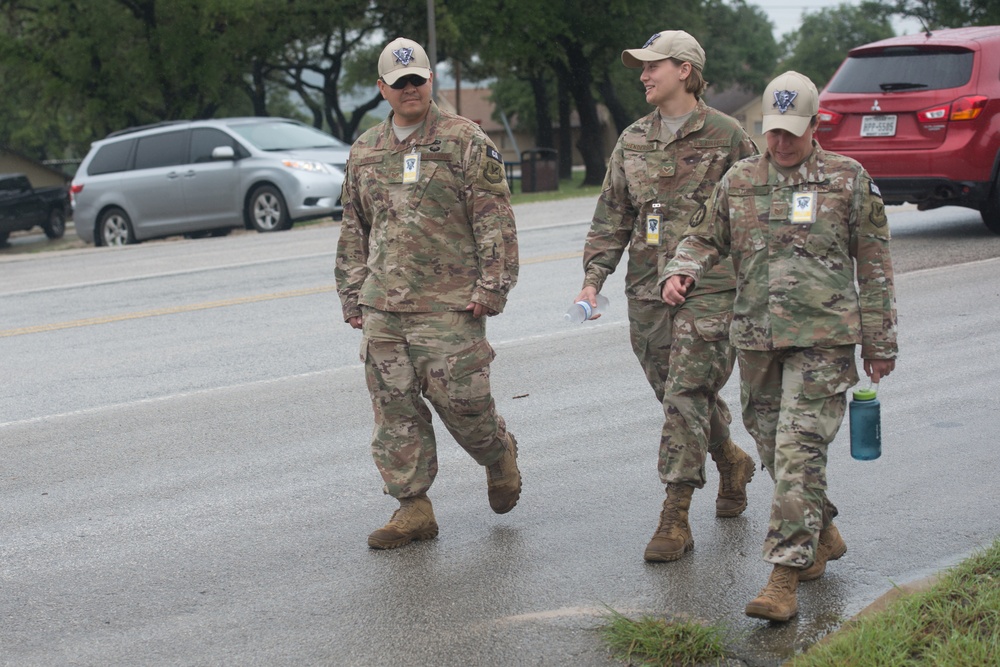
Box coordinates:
[700,0,781,93]
[891,0,1000,27]
[779,2,895,89]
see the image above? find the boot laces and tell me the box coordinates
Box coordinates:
[656,497,685,533]
[759,567,796,601]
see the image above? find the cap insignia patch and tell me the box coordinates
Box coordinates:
[393,47,414,66]
[773,90,798,114]
[642,33,660,49]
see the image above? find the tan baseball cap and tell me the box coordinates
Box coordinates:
[621,30,706,71]
[378,37,432,86]
[761,71,819,137]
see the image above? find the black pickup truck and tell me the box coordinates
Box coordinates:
[0,172,71,246]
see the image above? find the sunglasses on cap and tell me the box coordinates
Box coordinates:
[385,74,428,90]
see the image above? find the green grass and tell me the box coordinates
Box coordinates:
[786,537,1000,667]
[599,537,1000,667]
[509,168,602,205]
[600,607,727,667]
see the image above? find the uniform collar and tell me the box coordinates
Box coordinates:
[756,140,825,186]
[648,98,708,143]
[380,101,442,151]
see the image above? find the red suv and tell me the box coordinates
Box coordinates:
[817,27,1000,233]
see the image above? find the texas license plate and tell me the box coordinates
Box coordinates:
[860,114,897,137]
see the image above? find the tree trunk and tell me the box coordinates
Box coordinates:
[557,77,573,180]
[554,39,607,187]
[598,68,632,135]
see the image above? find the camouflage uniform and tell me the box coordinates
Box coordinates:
[582,99,757,486]
[335,101,518,499]
[662,142,898,566]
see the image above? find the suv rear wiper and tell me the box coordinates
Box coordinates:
[879,82,929,92]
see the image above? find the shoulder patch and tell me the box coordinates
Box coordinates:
[478,144,508,194]
[690,203,707,227]
[869,200,887,228]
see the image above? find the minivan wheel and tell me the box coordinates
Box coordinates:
[247,185,290,232]
[43,208,66,239]
[99,207,136,246]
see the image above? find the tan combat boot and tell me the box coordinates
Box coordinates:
[800,523,848,581]
[745,564,800,622]
[710,439,755,517]
[486,432,521,514]
[367,494,439,550]
[643,484,695,562]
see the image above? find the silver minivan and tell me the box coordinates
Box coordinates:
[71,117,349,246]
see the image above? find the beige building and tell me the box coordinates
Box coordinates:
[704,86,766,148]
[436,86,617,170]
[0,146,71,187]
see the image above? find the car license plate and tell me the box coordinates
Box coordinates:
[860,114,897,137]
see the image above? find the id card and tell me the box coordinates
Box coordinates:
[403,152,420,184]
[791,191,817,224]
[646,203,662,246]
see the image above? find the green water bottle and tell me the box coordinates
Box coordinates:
[849,383,881,461]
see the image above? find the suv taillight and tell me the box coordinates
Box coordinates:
[918,96,988,123]
[950,95,987,121]
[818,108,843,125]
[70,183,84,194]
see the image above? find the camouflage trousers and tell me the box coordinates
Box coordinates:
[627,291,736,487]
[738,345,859,567]
[360,307,509,499]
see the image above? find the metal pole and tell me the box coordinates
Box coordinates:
[427,0,438,101]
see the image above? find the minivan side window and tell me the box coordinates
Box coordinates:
[87,138,135,176]
[134,130,189,170]
[190,128,240,163]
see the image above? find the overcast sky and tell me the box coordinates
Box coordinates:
[755,0,925,40]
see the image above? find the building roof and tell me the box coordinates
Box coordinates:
[704,85,759,116]
[436,87,504,132]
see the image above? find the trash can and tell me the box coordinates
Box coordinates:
[520,148,559,193]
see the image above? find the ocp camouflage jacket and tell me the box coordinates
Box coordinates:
[663,143,898,359]
[582,99,757,301]
[336,102,518,319]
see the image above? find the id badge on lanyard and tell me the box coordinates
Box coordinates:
[646,202,662,246]
[791,191,817,224]
[403,152,421,184]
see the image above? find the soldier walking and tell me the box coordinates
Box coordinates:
[661,71,898,621]
[336,37,521,550]
[575,31,758,562]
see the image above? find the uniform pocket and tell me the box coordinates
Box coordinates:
[446,338,496,380]
[694,311,733,342]
[801,359,858,400]
[444,338,496,415]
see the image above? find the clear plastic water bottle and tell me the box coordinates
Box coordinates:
[564,293,609,323]
[849,383,881,461]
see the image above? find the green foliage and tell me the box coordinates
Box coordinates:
[892,0,1000,28]
[787,537,1000,667]
[600,607,728,667]
[700,0,781,93]
[779,2,895,89]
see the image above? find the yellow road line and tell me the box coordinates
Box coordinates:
[1,286,336,338]
[1,251,582,338]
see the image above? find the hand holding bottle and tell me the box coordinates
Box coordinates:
[566,286,609,323]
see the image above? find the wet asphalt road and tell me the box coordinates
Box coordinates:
[2,200,1000,666]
